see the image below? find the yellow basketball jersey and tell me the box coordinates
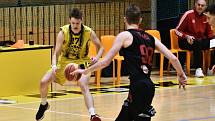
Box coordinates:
[52,24,93,85]
[60,24,92,60]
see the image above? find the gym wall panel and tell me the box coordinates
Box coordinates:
[95,3,101,37]
[21,7,27,43]
[49,5,55,46]
[90,4,96,31]
[99,3,105,36]
[38,6,44,45]
[26,7,33,42]
[4,8,10,41]
[0,0,151,46]
[43,6,50,45]
[114,2,120,35]
[0,9,3,40]
[32,6,38,44]
[9,8,16,41]
[15,7,22,40]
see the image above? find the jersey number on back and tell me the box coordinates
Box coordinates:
[139,45,154,65]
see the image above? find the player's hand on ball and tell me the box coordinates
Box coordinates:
[71,69,85,75]
[64,63,81,81]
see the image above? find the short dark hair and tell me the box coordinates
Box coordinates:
[206,4,215,15]
[125,4,141,24]
[69,8,83,19]
[195,0,206,4]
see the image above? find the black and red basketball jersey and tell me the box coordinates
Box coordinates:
[120,29,155,79]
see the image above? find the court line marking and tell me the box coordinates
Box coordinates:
[178,116,215,121]
[0,84,214,120]
[0,92,128,106]
[1,84,215,106]
[0,92,127,120]
[3,105,114,120]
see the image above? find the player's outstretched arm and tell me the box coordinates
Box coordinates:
[90,30,104,64]
[154,37,187,90]
[52,31,64,73]
[72,31,127,75]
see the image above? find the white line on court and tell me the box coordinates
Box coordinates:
[0,92,127,120]
[0,91,128,106]
[1,84,215,120]
[4,104,115,120]
[1,84,214,106]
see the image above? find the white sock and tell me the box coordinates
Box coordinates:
[41,97,47,105]
[89,107,96,115]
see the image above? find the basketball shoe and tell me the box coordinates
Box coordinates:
[90,114,101,121]
[36,102,50,121]
[207,65,215,76]
[195,68,204,78]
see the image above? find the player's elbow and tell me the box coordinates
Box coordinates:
[169,56,178,64]
[100,59,112,68]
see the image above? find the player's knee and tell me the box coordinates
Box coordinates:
[40,74,52,86]
[79,82,88,93]
[40,79,49,87]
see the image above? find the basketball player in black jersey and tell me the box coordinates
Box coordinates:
[72,4,187,121]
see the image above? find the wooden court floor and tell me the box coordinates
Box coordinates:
[0,73,215,121]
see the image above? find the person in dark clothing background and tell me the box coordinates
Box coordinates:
[72,4,187,121]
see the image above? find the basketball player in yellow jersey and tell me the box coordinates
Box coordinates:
[35,8,104,121]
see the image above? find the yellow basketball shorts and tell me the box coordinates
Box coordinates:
[48,58,90,85]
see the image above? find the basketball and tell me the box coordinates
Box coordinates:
[64,63,82,81]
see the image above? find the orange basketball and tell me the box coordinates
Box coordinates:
[64,63,81,81]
